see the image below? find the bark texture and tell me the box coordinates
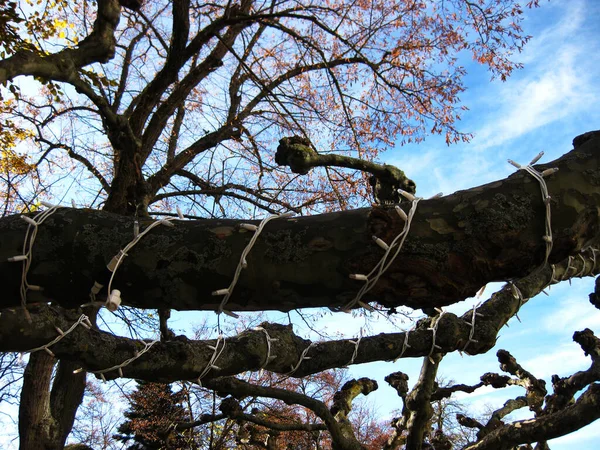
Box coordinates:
[18,353,86,450]
[0,250,597,383]
[2,133,600,314]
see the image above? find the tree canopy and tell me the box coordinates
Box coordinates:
[2,1,600,449]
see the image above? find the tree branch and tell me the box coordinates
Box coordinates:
[275,136,416,203]
[0,0,122,84]
[464,384,600,450]
[404,354,442,449]
[203,376,358,450]
[2,134,600,312]
[2,248,595,382]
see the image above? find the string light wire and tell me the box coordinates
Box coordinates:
[344,336,362,367]
[103,218,176,310]
[197,335,227,386]
[393,325,415,362]
[427,308,445,363]
[212,212,295,317]
[343,195,420,312]
[254,326,278,376]
[508,153,557,265]
[7,203,60,319]
[462,303,483,354]
[285,342,317,377]
[23,314,91,357]
[74,339,159,382]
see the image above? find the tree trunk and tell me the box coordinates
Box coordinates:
[18,331,89,450]
[19,353,55,450]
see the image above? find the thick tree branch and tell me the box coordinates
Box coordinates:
[543,328,600,414]
[0,0,122,84]
[49,360,87,448]
[404,354,442,449]
[383,371,410,450]
[126,0,254,136]
[2,247,594,383]
[147,126,241,194]
[459,325,600,448]
[203,376,363,450]
[215,396,327,433]
[2,133,600,312]
[330,378,378,447]
[497,350,546,414]
[18,352,54,450]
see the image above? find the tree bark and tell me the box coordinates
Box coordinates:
[0,248,596,383]
[2,132,599,314]
[464,384,600,450]
[19,353,55,450]
[18,340,87,450]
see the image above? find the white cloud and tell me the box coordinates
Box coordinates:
[465,0,599,151]
[517,0,586,65]
[523,344,591,379]
[550,420,600,449]
[474,60,589,150]
[400,0,600,204]
[388,149,437,182]
[542,296,600,334]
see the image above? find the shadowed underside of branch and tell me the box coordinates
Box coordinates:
[0,248,597,382]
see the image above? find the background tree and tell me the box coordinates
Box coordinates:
[115,381,194,449]
[2,1,600,449]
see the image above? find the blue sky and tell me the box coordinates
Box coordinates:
[2,1,600,448]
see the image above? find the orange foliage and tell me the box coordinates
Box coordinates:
[1,0,540,216]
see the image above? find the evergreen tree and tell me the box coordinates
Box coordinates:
[115,381,194,449]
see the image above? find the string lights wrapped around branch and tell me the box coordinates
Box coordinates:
[462,303,483,354]
[74,339,159,382]
[343,190,422,312]
[6,202,60,320]
[212,211,295,318]
[23,314,92,357]
[508,152,558,265]
[197,334,227,386]
[509,281,527,322]
[588,248,599,273]
[254,326,278,376]
[393,325,415,362]
[89,217,177,310]
[285,342,318,377]
[552,256,574,285]
[344,336,362,368]
[551,248,600,287]
[427,308,445,364]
